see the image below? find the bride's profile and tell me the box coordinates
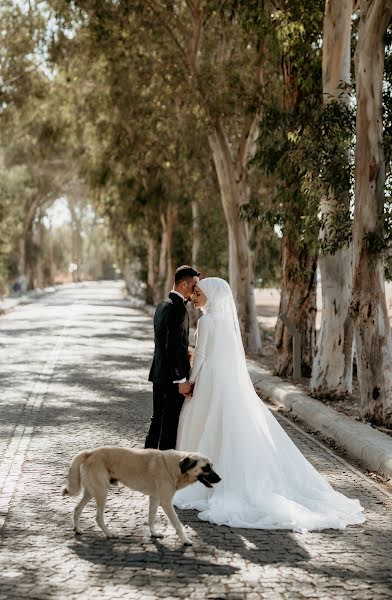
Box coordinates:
[174,277,365,532]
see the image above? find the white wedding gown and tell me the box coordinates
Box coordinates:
[174,278,365,532]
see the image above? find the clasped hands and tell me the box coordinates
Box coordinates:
[178,380,194,398]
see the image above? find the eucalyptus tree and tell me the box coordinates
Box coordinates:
[0,154,27,293]
[310,0,355,396]
[349,0,392,425]
[51,0,264,352]
[49,0,227,301]
[1,74,77,289]
[0,0,49,289]
[139,2,265,352]
[246,0,324,376]
[0,0,95,290]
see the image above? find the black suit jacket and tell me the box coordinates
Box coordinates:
[148,292,190,384]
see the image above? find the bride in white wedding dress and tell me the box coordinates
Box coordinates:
[174,277,365,533]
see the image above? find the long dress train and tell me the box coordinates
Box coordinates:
[174,278,365,533]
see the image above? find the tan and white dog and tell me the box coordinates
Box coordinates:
[62,447,221,545]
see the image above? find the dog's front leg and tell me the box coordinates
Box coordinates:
[160,501,192,546]
[148,495,163,538]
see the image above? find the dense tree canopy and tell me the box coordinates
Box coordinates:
[1,0,392,423]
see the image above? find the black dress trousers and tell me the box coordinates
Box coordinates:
[144,383,184,450]
[146,292,190,450]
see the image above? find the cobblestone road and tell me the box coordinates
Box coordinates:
[0,282,391,600]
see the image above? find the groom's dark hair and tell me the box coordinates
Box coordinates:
[174,265,200,284]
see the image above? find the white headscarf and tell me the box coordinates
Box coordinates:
[197,277,246,360]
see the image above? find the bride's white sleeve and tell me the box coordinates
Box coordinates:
[189,317,209,383]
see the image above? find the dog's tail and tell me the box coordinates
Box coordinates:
[62,451,90,497]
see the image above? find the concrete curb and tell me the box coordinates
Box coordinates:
[247,359,392,481]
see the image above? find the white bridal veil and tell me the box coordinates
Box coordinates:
[175,277,365,532]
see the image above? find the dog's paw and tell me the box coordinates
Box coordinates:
[73,527,82,536]
[182,537,193,546]
[105,531,117,539]
[150,532,164,539]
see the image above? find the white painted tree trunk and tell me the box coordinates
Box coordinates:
[349,0,392,425]
[311,0,354,395]
[209,125,261,354]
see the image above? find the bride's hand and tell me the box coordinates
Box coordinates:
[188,348,195,367]
[185,382,195,398]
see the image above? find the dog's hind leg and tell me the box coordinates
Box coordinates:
[160,500,192,546]
[95,488,116,538]
[73,490,92,534]
[148,495,163,539]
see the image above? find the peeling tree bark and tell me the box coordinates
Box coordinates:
[275,224,318,377]
[186,4,262,354]
[209,123,261,354]
[311,0,354,396]
[275,53,318,376]
[349,0,392,425]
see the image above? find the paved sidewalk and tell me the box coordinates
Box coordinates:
[0,281,392,600]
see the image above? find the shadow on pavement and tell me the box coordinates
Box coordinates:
[179,509,311,567]
[70,535,239,579]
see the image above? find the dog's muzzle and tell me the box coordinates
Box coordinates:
[197,469,221,488]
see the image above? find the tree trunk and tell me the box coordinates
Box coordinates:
[19,197,40,283]
[25,222,36,290]
[191,198,201,267]
[146,236,158,304]
[311,0,354,395]
[18,236,26,278]
[164,203,177,296]
[159,204,178,298]
[158,212,168,292]
[69,198,83,283]
[189,198,201,326]
[349,0,392,426]
[36,218,45,289]
[275,225,317,377]
[209,125,261,354]
[275,54,318,376]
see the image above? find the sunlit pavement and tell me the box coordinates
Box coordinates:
[0,281,391,600]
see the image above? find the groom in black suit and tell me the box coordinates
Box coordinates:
[145,265,200,450]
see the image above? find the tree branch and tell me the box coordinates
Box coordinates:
[144,0,190,74]
[236,112,260,175]
[185,0,204,77]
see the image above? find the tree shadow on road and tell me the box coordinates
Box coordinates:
[178,509,311,568]
[69,534,239,580]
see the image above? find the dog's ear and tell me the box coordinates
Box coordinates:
[180,456,198,474]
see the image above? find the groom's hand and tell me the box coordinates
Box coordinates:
[178,381,192,396]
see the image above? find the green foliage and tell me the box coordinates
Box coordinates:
[3,0,391,297]
[244,1,356,259]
